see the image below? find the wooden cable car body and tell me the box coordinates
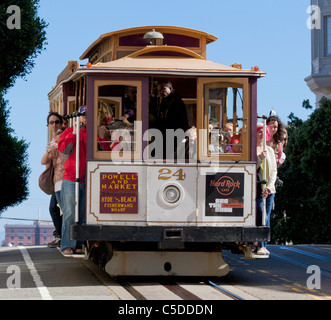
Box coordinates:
[48,26,269,277]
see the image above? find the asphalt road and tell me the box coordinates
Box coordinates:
[0,244,330,301]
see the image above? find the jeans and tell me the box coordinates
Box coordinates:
[256,192,275,248]
[49,194,62,237]
[60,179,86,251]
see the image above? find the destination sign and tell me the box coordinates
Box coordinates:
[99,172,138,214]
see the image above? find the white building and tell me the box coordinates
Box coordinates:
[305,0,331,106]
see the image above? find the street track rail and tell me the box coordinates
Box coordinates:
[207,280,245,300]
[115,277,246,300]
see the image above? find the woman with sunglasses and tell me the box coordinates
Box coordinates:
[41,112,64,248]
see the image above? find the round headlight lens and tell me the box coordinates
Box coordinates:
[163,185,180,203]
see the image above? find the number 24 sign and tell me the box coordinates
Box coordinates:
[158,168,186,181]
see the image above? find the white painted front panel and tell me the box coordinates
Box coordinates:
[86,161,256,227]
[146,165,197,226]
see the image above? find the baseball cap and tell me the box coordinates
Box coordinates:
[78,105,87,115]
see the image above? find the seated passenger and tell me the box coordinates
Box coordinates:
[209,118,219,131]
[209,130,225,154]
[107,121,132,152]
[98,122,111,151]
[101,105,114,125]
[223,122,234,141]
[124,87,137,122]
[120,109,135,128]
[229,129,242,153]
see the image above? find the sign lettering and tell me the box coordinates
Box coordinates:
[100,172,138,214]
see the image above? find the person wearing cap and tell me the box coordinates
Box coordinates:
[58,105,87,255]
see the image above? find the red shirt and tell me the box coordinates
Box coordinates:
[58,126,87,182]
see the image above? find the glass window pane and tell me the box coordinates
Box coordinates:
[204,84,244,155]
[327,17,331,55]
[97,85,137,153]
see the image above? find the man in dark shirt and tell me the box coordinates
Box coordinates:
[155,80,189,159]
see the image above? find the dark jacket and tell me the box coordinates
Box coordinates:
[154,90,189,159]
[157,90,189,133]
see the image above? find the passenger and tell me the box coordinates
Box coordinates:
[124,87,137,123]
[209,118,219,131]
[58,105,87,255]
[41,112,64,248]
[255,123,277,256]
[276,126,288,167]
[62,115,69,129]
[266,115,286,166]
[223,122,234,141]
[223,122,238,152]
[120,109,135,127]
[101,104,114,125]
[186,126,197,160]
[109,121,132,152]
[174,126,197,161]
[229,132,242,153]
[209,130,225,154]
[98,122,111,151]
[154,80,189,158]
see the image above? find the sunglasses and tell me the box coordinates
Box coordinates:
[49,120,60,125]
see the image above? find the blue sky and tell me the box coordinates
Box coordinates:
[0,0,315,237]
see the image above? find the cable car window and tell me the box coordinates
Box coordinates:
[94,81,142,160]
[206,86,243,155]
[198,78,250,161]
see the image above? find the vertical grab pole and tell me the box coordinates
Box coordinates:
[75,113,80,224]
[262,118,267,226]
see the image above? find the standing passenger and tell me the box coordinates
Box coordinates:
[58,105,87,255]
[255,123,277,256]
[41,112,63,248]
[154,80,189,159]
[266,115,285,166]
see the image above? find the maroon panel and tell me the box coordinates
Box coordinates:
[119,33,150,46]
[119,33,200,48]
[163,33,200,47]
[139,51,193,57]
[100,172,138,214]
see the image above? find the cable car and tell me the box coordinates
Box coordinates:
[48,26,269,277]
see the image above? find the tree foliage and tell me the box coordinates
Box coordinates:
[0,0,47,92]
[0,95,30,213]
[0,0,47,213]
[271,97,331,244]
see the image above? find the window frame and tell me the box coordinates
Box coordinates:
[93,80,142,160]
[197,77,250,162]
